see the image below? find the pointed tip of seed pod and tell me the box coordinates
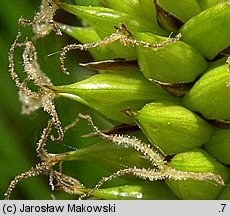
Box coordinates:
[208,174,225,186]
[218,177,225,186]
[121,108,136,118]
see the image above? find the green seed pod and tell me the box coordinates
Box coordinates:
[179,2,230,60]
[57,24,116,60]
[92,181,179,200]
[53,71,176,124]
[134,31,208,83]
[183,63,230,120]
[196,0,227,10]
[205,128,230,165]
[153,0,201,32]
[166,148,230,200]
[134,101,213,155]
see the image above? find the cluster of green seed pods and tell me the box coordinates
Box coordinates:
[50,0,230,199]
[8,0,230,200]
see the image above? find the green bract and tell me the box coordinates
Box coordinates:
[134,101,213,155]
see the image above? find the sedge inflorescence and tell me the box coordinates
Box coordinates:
[6,0,230,200]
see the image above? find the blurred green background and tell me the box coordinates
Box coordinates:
[0,0,114,199]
